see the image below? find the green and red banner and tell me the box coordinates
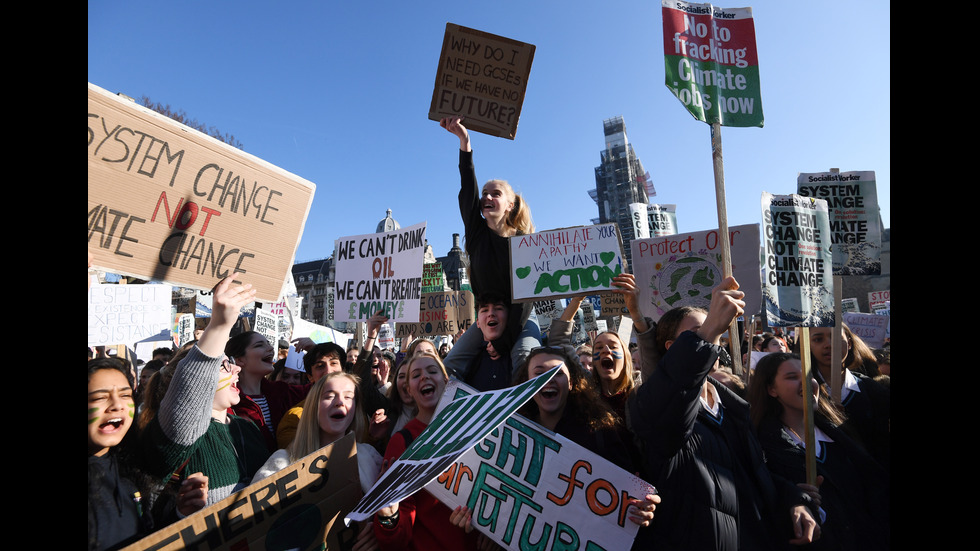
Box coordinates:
[662,1,763,127]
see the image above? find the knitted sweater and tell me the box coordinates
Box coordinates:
[141,345,270,507]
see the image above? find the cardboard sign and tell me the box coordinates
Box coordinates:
[631,224,761,321]
[510,224,627,303]
[842,312,890,349]
[428,23,536,139]
[761,193,835,327]
[396,290,476,337]
[122,434,362,551]
[345,365,561,523]
[424,381,656,551]
[88,284,173,347]
[88,83,315,303]
[333,222,427,323]
[662,0,763,127]
[797,171,881,276]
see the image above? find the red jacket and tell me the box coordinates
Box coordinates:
[373,418,478,550]
[230,378,311,452]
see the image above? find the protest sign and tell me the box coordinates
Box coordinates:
[333,221,426,323]
[869,290,890,312]
[292,317,353,346]
[176,313,194,347]
[121,434,362,551]
[630,224,761,321]
[600,292,629,317]
[422,262,448,294]
[662,1,763,127]
[797,170,881,275]
[531,299,564,332]
[345,364,561,524]
[842,312,890,349]
[396,290,475,338]
[88,83,315,303]
[88,284,172,347]
[510,224,626,302]
[629,203,651,239]
[646,204,678,236]
[429,23,536,139]
[761,193,835,327]
[254,308,279,346]
[581,299,598,332]
[423,380,656,551]
[841,297,859,313]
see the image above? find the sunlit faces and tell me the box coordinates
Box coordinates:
[414,340,438,357]
[408,356,448,413]
[317,376,357,443]
[477,302,508,342]
[592,333,625,385]
[481,180,514,219]
[666,311,707,350]
[309,353,343,382]
[528,353,571,420]
[765,338,788,353]
[280,367,305,385]
[88,369,135,456]
[346,349,359,365]
[395,362,415,407]
[767,359,818,414]
[808,327,848,370]
[237,334,276,377]
[213,357,242,412]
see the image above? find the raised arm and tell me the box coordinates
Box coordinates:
[440,116,471,152]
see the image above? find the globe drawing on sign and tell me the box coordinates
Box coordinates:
[650,256,722,314]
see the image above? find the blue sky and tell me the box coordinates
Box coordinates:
[88,1,889,265]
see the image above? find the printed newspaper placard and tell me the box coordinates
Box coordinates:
[428,23,536,140]
[345,365,561,524]
[424,381,656,550]
[509,224,627,303]
[88,83,315,303]
[333,221,427,323]
[121,434,362,551]
[88,283,173,347]
[254,307,280,346]
[662,0,764,127]
[761,193,835,327]
[797,170,881,275]
[630,224,761,321]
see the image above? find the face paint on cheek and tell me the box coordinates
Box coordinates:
[216,374,233,392]
[88,408,100,424]
[609,351,624,360]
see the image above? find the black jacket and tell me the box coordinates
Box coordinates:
[627,330,814,550]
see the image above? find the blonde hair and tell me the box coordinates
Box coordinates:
[286,371,365,461]
[591,331,636,396]
[484,179,534,235]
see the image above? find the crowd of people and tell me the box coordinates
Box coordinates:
[88,117,889,551]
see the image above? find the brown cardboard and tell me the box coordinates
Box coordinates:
[88,83,315,303]
[396,289,475,338]
[428,23,535,139]
[121,433,362,551]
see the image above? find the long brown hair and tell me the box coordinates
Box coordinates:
[747,352,846,429]
[513,345,620,432]
[286,371,366,461]
[590,331,635,396]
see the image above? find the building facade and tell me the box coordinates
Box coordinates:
[588,116,653,268]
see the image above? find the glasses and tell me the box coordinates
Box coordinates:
[220,357,236,374]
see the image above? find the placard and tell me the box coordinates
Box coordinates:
[88,83,315,303]
[761,193,835,327]
[395,290,475,337]
[510,224,627,302]
[121,434,362,551]
[424,381,656,551]
[88,284,173,347]
[630,224,761,321]
[797,170,881,275]
[254,308,280,346]
[333,222,427,323]
[428,23,536,139]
